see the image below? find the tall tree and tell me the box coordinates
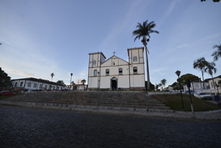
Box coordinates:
[212,44,221,61]
[161,79,167,89]
[133,20,159,90]
[57,80,65,86]
[193,57,209,88]
[51,73,55,81]
[205,62,217,91]
[0,67,11,90]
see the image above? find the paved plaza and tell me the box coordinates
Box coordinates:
[0,105,221,148]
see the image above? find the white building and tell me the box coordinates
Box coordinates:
[88,47,145,91]
[183,81,209,93]
[12,78,66,91]
[208,75,221,94]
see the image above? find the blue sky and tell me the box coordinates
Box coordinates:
[0,0,220,86]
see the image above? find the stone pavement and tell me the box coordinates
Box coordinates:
[0,100,221,120]
[1,105,221,148]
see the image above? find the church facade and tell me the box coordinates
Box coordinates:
[88,47,145,90]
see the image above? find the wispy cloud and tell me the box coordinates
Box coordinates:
[158,0,180,27]
[99,0,151,51]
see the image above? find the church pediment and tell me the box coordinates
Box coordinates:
[101,55,128,67]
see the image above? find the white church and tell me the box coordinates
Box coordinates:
[88,47,145,91]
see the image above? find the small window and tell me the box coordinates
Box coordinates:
[133,67,137,74]
[133,56,137,62]
[119,68,123,75]
[106,69,109,76]
[94,69,97,76]
[113,62,115,65]
[15,82,17,87]
[20,82,23,87]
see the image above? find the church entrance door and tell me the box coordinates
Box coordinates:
[111,77,117,90]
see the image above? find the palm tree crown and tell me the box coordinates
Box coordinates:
[81,79,86,85]
[133,20,159,46]
[193,57,209,88]
[212,44,221,61]
[51,73,55,81]
[205,62,216,76]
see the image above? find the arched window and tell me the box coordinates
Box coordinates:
[94,69,97,76]
[119,68,123,75]
[33,83,38,88]
[133,56,137,62]
[133,67,137,74]
[15,82,17,87]
[106,69,109,76]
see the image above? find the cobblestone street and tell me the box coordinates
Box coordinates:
[0,105,221,148]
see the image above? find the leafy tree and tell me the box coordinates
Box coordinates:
[51,73,55,81]
[0,67,12,90]
[81,79,86,85]
[133,20,159,89]
[57,80,65,86]
[193,57,209,88]
[171,82,180,90]
[212,44,221,61]
[71,81,75,85]
[178,74,200,86]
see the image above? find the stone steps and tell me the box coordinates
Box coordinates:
[4,91,173,112]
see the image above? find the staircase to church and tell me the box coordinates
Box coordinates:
[2,91,173,113]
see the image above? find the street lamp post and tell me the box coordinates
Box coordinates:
[175,70,184,110]
[70,73,73,90]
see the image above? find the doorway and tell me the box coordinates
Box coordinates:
[111,77,117,90]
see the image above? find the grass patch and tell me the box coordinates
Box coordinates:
[153,94,221,111]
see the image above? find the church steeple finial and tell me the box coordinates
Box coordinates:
[113,51,116,55]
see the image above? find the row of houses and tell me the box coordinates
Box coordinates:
[11,78,87,91]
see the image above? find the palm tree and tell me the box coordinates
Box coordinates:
[133,20,159,90]
[161,79,167,89]
[205,62,217,92]
[193,57,208,88]
[81,79,86,85]
[51,73,55,81]
[212,44,221,61]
